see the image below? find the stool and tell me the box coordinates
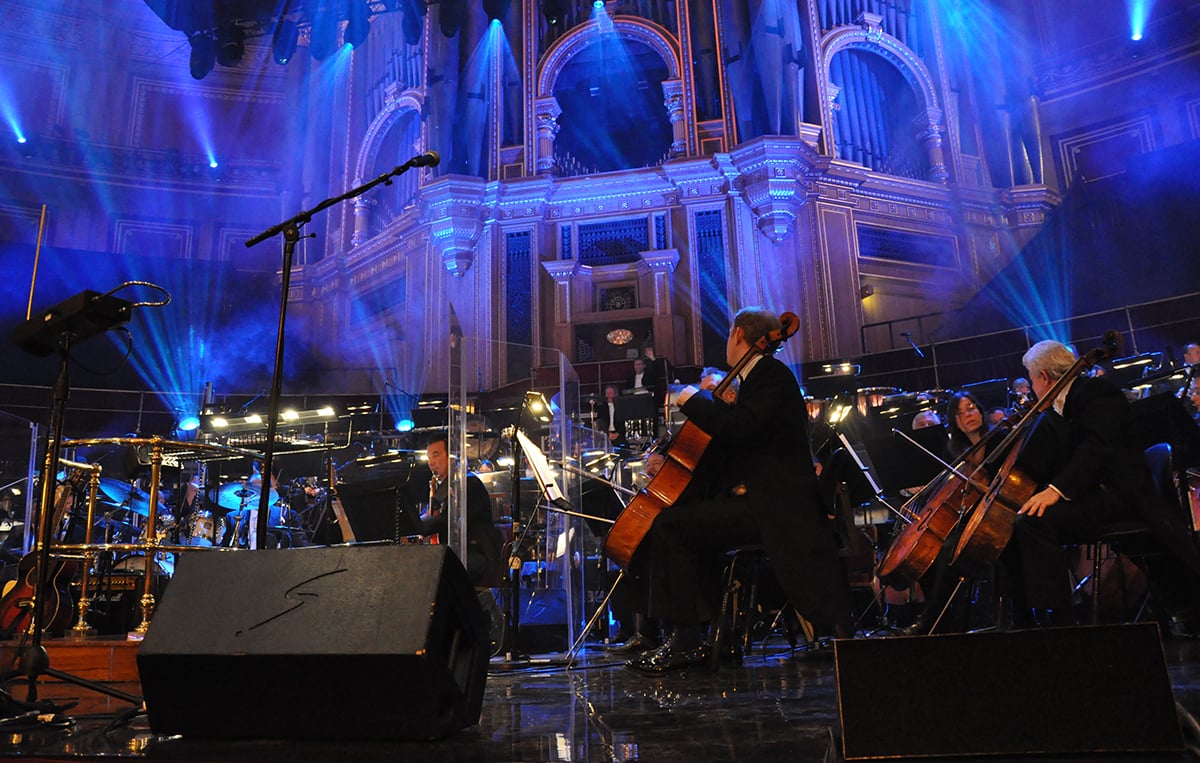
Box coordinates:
[708,546,769,670]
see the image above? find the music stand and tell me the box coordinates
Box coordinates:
[960,378,1010,411]
[862,426,949,498]
[335,475,425,542]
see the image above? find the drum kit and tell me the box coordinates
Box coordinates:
[27,436,324,637]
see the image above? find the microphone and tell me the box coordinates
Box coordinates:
[408,151,440,168]
[900,331,926,359]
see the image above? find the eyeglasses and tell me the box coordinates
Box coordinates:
[955,404,981,417]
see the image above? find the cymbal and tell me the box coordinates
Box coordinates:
[96,478,162,517]
[212,482,281,512]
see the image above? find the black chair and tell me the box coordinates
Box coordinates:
[1078,442,1174,625]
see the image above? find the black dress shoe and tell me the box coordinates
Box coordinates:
[900,616,931,637]
[626,641,711,674]
[601,632,656,654]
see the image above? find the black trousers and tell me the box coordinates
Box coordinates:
[1006,486,1132,611]
[646,494,761,627]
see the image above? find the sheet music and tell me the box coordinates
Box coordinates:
[515,430,569,507]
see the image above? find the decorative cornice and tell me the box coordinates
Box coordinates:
[999,184,1061,227]
[420,174,487,277]
[727,136,824,243]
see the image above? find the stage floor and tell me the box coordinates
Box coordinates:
[2,630,1199,762]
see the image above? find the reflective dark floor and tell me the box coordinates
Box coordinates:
[3,630,1200,762]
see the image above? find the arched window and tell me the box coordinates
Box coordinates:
[829,48,928,179]
[366,108,422,233]
[551,38,673,175]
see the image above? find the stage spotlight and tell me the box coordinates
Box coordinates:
[272,19,299,65]
[483,0,511,22]
[215,25,245,67]
[541,0,568,25]
[188,34,216,79]
[310,8,339,60]
[345,1,371,48]
[177,415,201,432]
[440,0,464,37]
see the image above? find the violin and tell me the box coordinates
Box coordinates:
[603,312,800,569]
[950,331,1123,571]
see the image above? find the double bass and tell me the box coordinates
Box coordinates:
[603,312,800,569]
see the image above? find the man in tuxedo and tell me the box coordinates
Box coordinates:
[1009,340,1200,626]
[627,307,851,673]
[626,357,657,399]
[423,434,504,589]
[595,384,627,448]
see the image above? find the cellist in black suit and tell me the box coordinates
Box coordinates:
[1009,340,1200,628]
[627,307,851,673]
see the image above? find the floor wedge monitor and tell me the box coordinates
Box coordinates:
[138,544,489,741]
[835,623,1183,759]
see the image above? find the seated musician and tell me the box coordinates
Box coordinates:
[1007,340,1200,629]
[595,384,627,449]
[626,307,851,673]
[626,357,657,399]
[422,434,504,589]
[606,372,740,652]
[900,391,993,635]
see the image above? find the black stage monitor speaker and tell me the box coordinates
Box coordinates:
[835,624,1183,759]
[137,544,489,741]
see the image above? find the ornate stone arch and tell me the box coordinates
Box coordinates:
[532,17,686,173]
[536,17,681,98]
[354,89,426,184]
[819,14,949,182]
[350,90,426,245]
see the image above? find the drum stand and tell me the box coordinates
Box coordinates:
[6,332,141,708]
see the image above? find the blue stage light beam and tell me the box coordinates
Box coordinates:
[1128,0,1156,40]
[0,77,26,145]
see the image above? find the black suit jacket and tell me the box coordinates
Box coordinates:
[424,473,503,588]
[595,400,627,445]
[1021,375,1200,576]
[681,355,846,628]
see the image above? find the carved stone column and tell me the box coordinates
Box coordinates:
[350,193,376,247]
[915,107,950,184]
[541,259,579,357]
[534,96,563,176]
[662,78,686,158]
[638,250,684,360]
[421,175,487,277]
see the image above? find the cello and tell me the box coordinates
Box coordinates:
[875,423,1006,590]
[602,312,800,569]
[950,331,1122,570]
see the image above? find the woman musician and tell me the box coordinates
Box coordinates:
[897,340,1200,634]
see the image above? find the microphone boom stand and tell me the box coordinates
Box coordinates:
[11,333,142,707]
[244,153,437,547]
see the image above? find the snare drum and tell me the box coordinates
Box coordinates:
[112,552,175,578]
[179,509,222,547]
